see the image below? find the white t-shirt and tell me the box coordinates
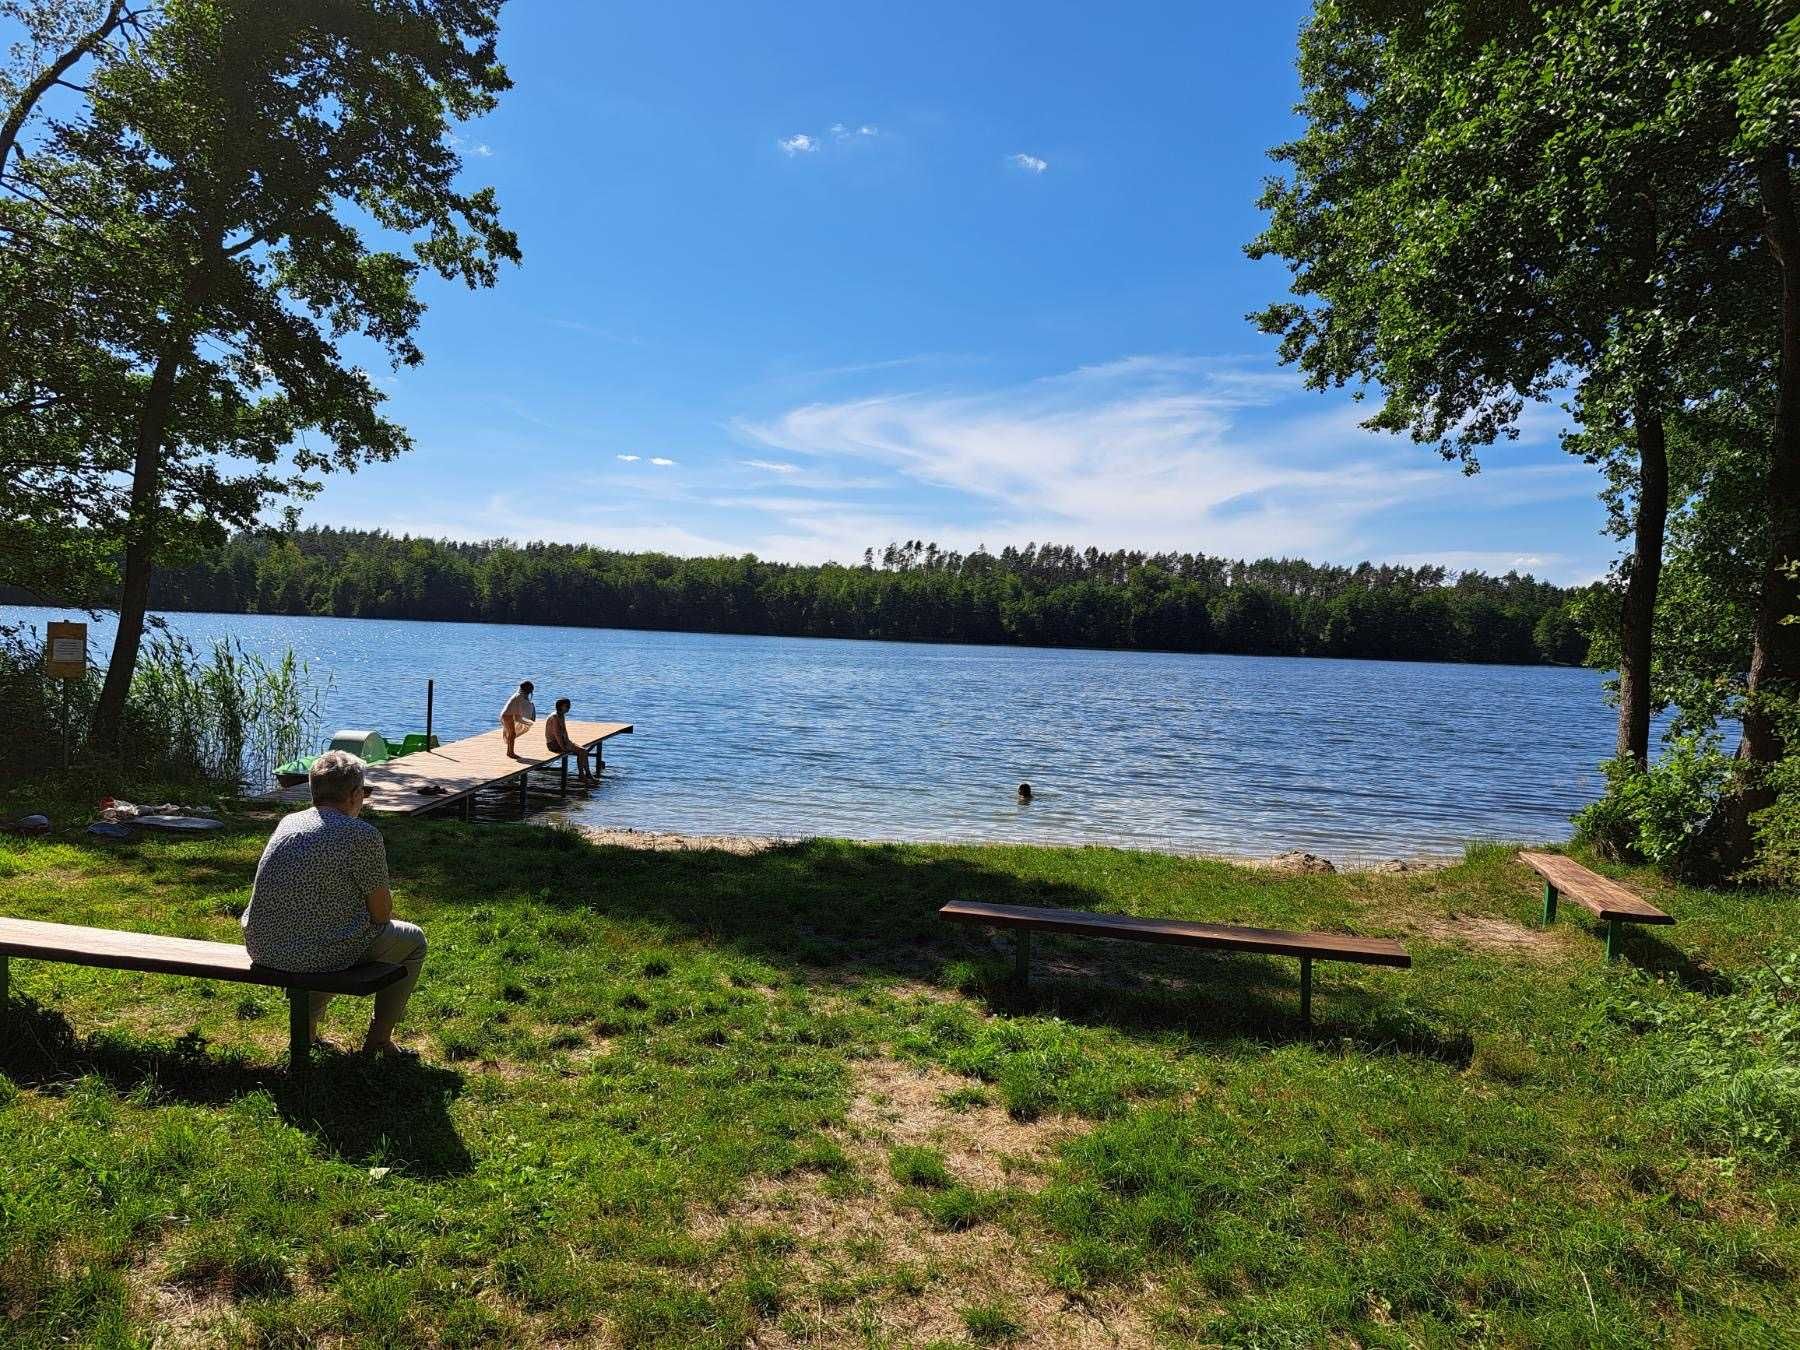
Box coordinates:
[500,691,536,724]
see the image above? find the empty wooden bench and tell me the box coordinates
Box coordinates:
[939,900,1410,1027]
[1519,852,1673,959]
[0,916,405,1070]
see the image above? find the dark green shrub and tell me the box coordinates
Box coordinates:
[1574,737,1736,880]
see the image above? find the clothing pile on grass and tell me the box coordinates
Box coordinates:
[88,797,224,839]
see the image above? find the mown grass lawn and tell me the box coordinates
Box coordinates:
[2,781,1797,1346]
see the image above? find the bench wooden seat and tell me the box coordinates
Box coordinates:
[0,916,405,1069]
[939,900,1410,1027]
[1518,852,1673,959]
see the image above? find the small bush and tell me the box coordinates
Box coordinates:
[1574,738,1735,880]
[1745,710,1800,887]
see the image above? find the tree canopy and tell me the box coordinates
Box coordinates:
[6,526,1601,667]
[0,0,518,746]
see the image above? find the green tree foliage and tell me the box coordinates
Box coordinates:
[49,527,1603,666]
[1247,0,1778,773]
[0,0,518,750]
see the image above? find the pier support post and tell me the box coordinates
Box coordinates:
[518,770,529,812]
[288,988,310,1072]
[559,755,568,797]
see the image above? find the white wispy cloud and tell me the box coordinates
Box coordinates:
[744,459,799,473]
[781,124,879,158]
[1009,153,1048,174]
[616,454,641,462]
[738,357,1599,567]
[1381,550,1574,578]
[471,142,494,157]
[650,456,676,466]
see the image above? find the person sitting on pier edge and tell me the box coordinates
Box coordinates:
[500,679,536,757]
[241,751,428,1057]
[545,697,598,785]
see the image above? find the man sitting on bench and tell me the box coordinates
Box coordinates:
[241,751,427,1057]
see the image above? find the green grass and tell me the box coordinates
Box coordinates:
[2,776,1798,1344]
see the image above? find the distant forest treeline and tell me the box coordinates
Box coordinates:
[7,529,1598,665]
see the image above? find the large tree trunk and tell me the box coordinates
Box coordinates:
[1617,398,1669,769]
[1741,155,1800,773]
[90,348,181,753]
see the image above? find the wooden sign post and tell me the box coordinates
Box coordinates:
[44,621,87,679]
[44,621,87,766]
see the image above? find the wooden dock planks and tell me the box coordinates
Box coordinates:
[258,719,632,816]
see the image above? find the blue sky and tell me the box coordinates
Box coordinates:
[302,1,1614,583]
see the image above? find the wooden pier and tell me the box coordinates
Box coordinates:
[259,720,632,817]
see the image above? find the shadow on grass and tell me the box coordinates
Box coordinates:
[1610,924,1723,992]
[395,825,1465,1064]
[0,995,471,1177]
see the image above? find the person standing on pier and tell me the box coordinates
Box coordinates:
[545,697,598,786]
[500,680,536,757]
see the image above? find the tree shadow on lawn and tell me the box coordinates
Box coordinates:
[399,828,1470,1066]
[0,995,472,1177]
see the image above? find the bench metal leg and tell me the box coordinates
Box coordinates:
[1542,882,1558,925]
[288,988,310,1071]
[1014,929,1031,992]
[0,952,8,1040]
[1605,920,1621,962]
[1299,955,1313,1029]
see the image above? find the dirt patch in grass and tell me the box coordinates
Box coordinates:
[846,1055,1073,1190]
[698,1057,1150,1347]
[125,1237,243,1346]
[574,826,790,855]
[1401,911,1564,958]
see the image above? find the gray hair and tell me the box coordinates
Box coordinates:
[309,750,366,806]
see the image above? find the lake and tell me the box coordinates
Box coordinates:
[4,606,1619,861]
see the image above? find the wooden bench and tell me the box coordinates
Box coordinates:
[939,900,1410,1027]
[1519,852,1673,959]
[0,916,405,1070]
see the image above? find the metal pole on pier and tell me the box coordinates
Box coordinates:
[425,679,434,749]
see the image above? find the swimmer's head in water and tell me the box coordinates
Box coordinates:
[1017,781,1033,801]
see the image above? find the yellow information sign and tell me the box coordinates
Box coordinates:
[44,620,87,680]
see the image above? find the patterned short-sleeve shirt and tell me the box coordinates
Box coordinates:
[242,807,388,972]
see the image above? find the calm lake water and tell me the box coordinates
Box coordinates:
[5,606,1618,861]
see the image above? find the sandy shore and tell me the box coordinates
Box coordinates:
[572,825,1457,873]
